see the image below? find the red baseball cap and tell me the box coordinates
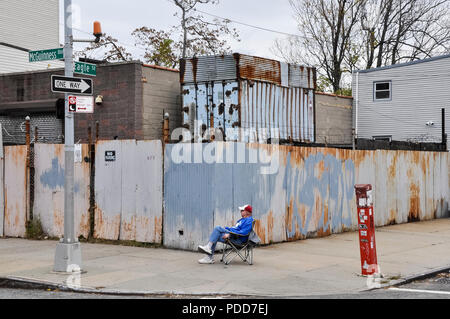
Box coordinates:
[239,205,253,213]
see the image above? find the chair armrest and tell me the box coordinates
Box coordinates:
[228,231,250,239]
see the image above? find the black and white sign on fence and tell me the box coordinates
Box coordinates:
[105,151,116,162]
[51,75,93,95]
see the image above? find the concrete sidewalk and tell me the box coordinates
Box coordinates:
[1,218,450,297]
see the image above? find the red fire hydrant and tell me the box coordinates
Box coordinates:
[355,184,379,276]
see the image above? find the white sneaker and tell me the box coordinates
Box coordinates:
[198,256,215,264]
[198,244,213,255]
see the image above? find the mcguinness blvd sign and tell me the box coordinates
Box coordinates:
[29,48,64,63]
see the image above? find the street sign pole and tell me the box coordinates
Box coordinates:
[54,0,82,273]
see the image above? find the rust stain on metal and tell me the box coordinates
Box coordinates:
[388,209,396,225]
[53,204,64,235]
[408,183,421,222]
[79,212,90,238]
[285,199,294,237]
[235,54,282,85]
[191,57,198,84]
[389,154,398,179]
[254,219,266,244]
[421,153,428,176]
[267,211,274,243]
[179,59,186,83]
[155,216,163,243]
[121,216,136,240]
[316,160,326,179]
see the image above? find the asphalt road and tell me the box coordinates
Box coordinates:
[0,272,449,299]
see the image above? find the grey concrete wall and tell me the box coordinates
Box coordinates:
[315,92,353,145]
[142,66,181,141]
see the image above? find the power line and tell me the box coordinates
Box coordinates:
[192,8,309,40]
[163,0,308,40]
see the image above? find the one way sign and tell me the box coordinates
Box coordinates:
[51,75,93,95]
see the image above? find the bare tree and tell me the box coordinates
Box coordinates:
[77,1,240,66]
[361,0,450,68]
[273,0,450,93]
[172,0,240,58]
[279,0,363,94]
[75,34,133,62]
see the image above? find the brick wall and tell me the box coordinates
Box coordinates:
[0,62,197,143]
[142,66,181,141]
[75,62,142,142]
[0,68,64,103]
[315,92,353,146]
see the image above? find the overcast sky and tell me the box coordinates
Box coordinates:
[59,0,299,62]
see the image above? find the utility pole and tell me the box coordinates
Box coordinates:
[54,0,80,273]
[54,0,102,273]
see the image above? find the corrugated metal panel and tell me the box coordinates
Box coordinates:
[181,54,317,89]
[354,57,450,144]
[180,55,237,84]
[94,140,163,243]
[33,144,90,238]
[94,141,122,240]
[236,54,281,85]
[3,145,27,237]
[289,64,316,90]
[239,82,315,143]
[0,0,59,51]
[183,80,315,143]
[164,142,448,251]
[180,54,317,144]
[0,114,64,145]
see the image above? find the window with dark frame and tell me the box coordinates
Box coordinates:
[374,81,391,100]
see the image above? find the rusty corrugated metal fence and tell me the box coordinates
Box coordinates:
[164,143,449,250]
[0,140,448,250]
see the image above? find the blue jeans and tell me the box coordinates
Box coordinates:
[209,226,229,256]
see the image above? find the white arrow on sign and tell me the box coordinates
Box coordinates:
[54,79,91,93]
[51,75,93,95]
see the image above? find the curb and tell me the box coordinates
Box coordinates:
[389,265,450,287]
[360,265,450,292]
[0,276,280,298]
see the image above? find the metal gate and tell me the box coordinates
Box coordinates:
[3,146,27,237]
[94,140,163,243]
[33,144,90,238]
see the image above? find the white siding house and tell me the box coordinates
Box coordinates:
[352,54,450,146]
[0,0,63,74]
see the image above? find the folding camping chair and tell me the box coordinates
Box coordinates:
[220,221,261,265]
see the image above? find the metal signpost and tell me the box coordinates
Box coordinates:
[53,0,81,273]
[53,0,101,273]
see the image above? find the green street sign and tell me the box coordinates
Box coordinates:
[29,48,64,63]
[75,61,97,77]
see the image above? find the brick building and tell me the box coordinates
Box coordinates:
[0,61,181,144]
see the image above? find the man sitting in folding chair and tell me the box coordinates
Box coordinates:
[198,205,254,265]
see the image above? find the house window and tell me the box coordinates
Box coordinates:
[374,81,391,101]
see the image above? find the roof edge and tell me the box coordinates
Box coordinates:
[355,53,450,74]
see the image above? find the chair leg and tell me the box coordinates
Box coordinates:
[248,247,253,265]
